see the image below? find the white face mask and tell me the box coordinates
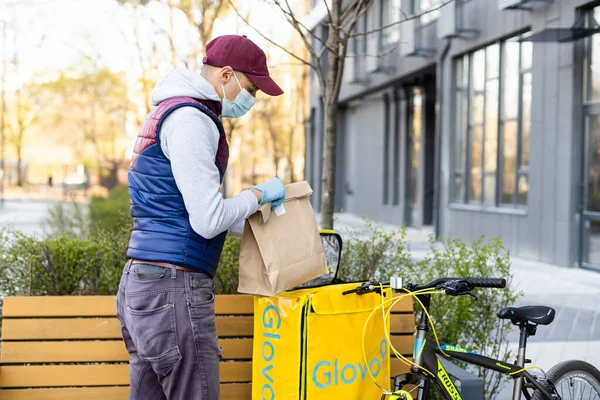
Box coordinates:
[221,73,256,118]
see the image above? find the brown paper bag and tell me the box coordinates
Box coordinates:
[238,181,328,296]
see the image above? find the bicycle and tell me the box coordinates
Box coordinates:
[342,277,600,400]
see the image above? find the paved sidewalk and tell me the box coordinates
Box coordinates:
[320,213,600,397]
[0,200,58,235]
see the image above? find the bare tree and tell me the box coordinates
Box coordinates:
[229,0,451,228]
[118,0,230,67]
[174,0,230,56]
[118,6,163,122]
[132,13,154,117]
[38,66,130,189]
[117,0,182,66]
[7,11,40,187]
[10,84,37,186]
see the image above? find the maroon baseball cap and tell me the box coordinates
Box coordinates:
[203,35,283,96]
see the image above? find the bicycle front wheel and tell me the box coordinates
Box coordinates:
[532,360,600,400]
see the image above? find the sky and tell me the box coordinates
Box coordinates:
[0,0,296,90]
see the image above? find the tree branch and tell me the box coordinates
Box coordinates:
[350,0,453,38]
[339,0,361,23]
[265,0,332,52]
[228,0,313,68]
[340,0,373,39]
[321,0,333,28]
[230,0,327,94]
[282,0,328,52]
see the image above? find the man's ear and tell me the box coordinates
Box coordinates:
[219,66,234,84]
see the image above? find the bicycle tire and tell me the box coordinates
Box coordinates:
[531,360,600,400]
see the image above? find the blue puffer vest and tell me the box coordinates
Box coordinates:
[127,96,229,277]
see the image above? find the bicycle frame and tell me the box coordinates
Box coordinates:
[393,293,556,400]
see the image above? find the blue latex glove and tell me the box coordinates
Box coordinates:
[252,178,286,209]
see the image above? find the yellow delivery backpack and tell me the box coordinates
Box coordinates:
[253,283,391,399]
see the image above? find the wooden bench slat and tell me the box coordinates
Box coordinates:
[0,363,252,388]
[1,315,409,340]
[220,383,252,400]
[0,365,131,387]
[0,336,413,364]
[0,361,415,388]
[220,338,253,360]
[390,357,413,377]
[0,386,130,400]
[390,294,414,313]
[1,318,122,340]
[2,316,254,340]
[1,341,129,363]
[2,296,117,318]
[220,361,252,383]
[0,338,254,363]
[390,335,415,355]
[217,316,254,337]
[1,295,411,318]
[0,384,251,400]
[1,295,254,317]
[390,314,415,334]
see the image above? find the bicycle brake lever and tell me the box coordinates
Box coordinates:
[463,291,478,301]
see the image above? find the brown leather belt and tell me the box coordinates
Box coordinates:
[130,259,193,272]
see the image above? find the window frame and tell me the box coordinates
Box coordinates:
[415,0,442,26]
[451,32,532,208]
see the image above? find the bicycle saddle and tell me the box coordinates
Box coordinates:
[497,305,556,326]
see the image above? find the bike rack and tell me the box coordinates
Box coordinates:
[437,357,484,400]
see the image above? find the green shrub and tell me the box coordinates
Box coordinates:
[214,236,242,294]
[89,184,132,235]
[338,220,521,399]
[20,181,243,296]
[0,228,128,296]
[44,201,89,237]
[338,221,413,282]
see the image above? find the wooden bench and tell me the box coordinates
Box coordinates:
[0,295,414,399]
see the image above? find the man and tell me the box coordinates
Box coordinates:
[116,35,286,400]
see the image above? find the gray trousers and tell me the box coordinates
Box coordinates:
[116,262,220,400]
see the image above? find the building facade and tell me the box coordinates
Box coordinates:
[306,0,600,270]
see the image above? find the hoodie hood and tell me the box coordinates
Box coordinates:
[151,67,222,106]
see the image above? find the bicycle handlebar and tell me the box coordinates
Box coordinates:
[464,277,506,288]
[407,277,506,292]
[341,277,506,296]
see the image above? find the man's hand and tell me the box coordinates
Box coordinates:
[251,178,286,209]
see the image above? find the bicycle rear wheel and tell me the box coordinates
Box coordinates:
[532,360,600,399]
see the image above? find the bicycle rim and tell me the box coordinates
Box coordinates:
[552,371,600,400]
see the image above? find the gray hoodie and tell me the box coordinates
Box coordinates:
[150,67,258,238]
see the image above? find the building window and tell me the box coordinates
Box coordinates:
[452,34,532,207]
[416,0,441,25]
[383,0,402,46]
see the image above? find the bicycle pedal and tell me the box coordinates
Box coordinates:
[389,391,413,400]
